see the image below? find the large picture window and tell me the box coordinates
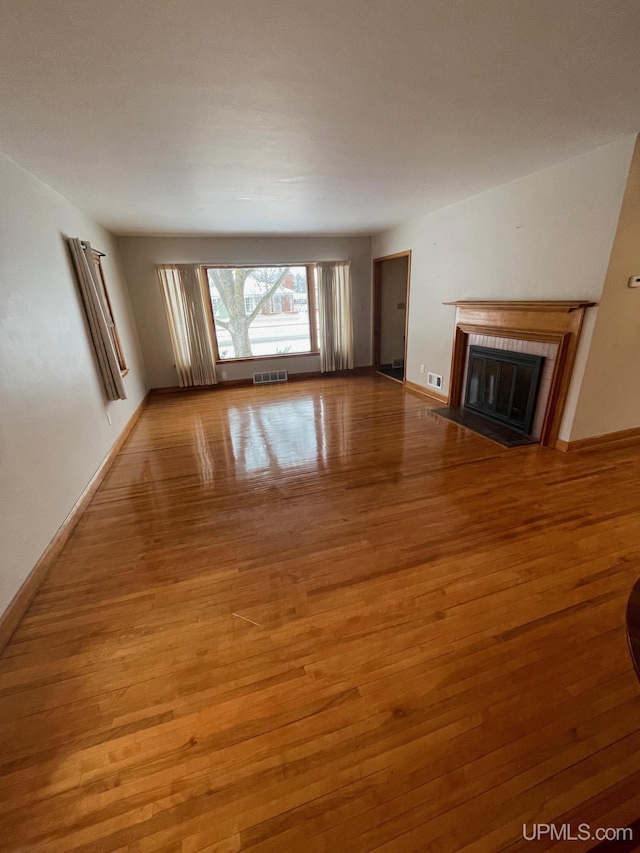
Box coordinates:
[204,265,318,361]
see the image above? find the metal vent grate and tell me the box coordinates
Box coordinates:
[252,370,288,386]
[392,357,405,370]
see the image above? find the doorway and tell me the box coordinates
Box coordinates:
[373,251,411,383]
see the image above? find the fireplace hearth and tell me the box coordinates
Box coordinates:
[465,345,544,436]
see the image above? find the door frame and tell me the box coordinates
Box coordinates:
[372,250,412,380]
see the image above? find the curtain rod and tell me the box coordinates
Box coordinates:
[81,241,105,258]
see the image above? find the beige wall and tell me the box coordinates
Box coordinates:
[372,137,636,440]
[379,257,408,366]
[0,153,146,618]
[117,236,373,387]
[570,136,640,440]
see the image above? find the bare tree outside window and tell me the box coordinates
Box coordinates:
[205,265,318,360]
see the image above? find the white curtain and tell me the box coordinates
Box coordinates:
[68,238,127,401]
[157,265,217,387]
[316,261,354,373]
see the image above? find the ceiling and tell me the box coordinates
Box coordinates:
[1,0,639,236]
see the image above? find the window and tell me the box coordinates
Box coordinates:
[92,251,128,375]
[204,265,318,361]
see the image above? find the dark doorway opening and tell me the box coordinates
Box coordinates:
[378,364,404,382]
[373,252,411,384]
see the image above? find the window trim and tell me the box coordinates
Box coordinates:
[92,251,128,376]
[202,263,319,364]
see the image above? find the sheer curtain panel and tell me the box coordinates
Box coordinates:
[68,238,127,401]
[316,261,354,373]
[157,265,218,387]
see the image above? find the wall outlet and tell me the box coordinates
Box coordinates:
[628,275,640,288]
[221,371,227,380]
[106,411,112,425]
[427,372,443,390]
[420,364,425,374]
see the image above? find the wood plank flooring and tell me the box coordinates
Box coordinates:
[2,376,640,852]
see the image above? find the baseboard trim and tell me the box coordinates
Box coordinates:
[555,425,640,453]
[152,366,375,394]
[0,391,150,654]
[404,379,449,405]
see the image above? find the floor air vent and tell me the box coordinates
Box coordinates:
[392,357,405,370]
[253,370,288,386]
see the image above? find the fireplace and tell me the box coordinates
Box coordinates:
[442,301,596,449]
[465,345,544,436]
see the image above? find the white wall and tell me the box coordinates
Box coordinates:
[379,257,408,366]
[0,153,146,618]
[117,236,372,387]
[570,136,640,440]
[372,137,636,439]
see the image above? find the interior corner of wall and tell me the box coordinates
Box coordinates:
[558,307,598,441]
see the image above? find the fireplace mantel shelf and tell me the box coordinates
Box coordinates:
[443,300,597,313]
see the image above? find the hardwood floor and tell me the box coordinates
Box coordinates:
[2,376,640,852]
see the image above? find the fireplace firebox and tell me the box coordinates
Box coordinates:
[465,346,544,436]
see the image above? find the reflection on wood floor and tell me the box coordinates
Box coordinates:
[2,375,640,852]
